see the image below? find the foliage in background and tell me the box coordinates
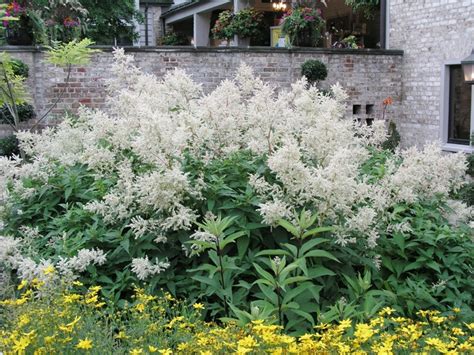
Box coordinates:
[0,135,19,157]
[281,6,326,47]
[211,8,264,42]
[229,8,264,40]
[8,58,28,78]
[0,50,472,335]
[345,0,380,19]
[1,0,141,45]
[0,284,473,354]
[211,10,234,41]
[79,0,142,45]
[301,59,328,85]
[458,154,474,206]
[0,39,97,137]
[381,120,400,152]
[159,31,190,46]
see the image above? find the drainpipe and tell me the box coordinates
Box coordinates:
[134,0,140,46]
[144,2,149,46]
[380,0,387,49]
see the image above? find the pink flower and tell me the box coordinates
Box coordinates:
[63,16,80,28]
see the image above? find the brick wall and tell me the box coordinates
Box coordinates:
[2,47,403,138]
[389,0,474,147]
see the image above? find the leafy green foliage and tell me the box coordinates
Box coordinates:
[9,59,29,78]
[381,120,401,152]
[281,6,325,47]
[2,148,473,334]
[0,134,19,157]
[345,0,380,19]
[79,0,142,45]
[301,59,328,85]
[159,31,190,46]
[45,38,98,67]
[0,103,35,124]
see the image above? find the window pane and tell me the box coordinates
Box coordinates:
[448,65,472,145]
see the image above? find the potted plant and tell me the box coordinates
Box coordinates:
[2,1,33,45]
[211,8,264,47]
[230,8,263,46]
[211,10,235,46]
[281,6,325,47]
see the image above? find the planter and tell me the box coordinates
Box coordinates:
[6,28,33,45]
[236,37,250,47]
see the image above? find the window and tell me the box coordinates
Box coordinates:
[447,65,472,145]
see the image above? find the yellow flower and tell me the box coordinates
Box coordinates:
[58,316,81,333]
[114,331,129,340]
[43,265,56,275]
[44,335,55,345]
[63,294,82,304]
[18,314,30,327]
[130,349,143,355]
[354,323,375,343]
[452,327,465,336]
[76,338,93,350]
[379,307,396,316]
[13,336,31,352]
[89,286,102,293]
[238,335,258,348]
[338,319,352,330]
[430,316,446,324]
[177,343,188,351]
[452,307,461,313]
[193,303,205,310]
[135,303,145,313]
[465,323,474,331]
[17,280,28,290]
[148,345,158,352]
[158,349,172,355]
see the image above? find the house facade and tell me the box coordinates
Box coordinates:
[132,0,474,151]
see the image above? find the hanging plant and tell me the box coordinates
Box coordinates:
[211,10,235,41]
[345,0,380,19]
[281,6,325,47]
[230,8,264,40]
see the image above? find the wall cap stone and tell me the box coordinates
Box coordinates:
[0,45,404,56]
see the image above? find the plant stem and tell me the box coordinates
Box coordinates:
[276,286,283,327]
[216,241,228,317]
[30,63,72,132]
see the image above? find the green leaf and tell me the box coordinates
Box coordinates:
[253,263,275,284]
[302,226,334,239]
[277,219,299,237]
[304,249,339,262]
[299,238,330,256]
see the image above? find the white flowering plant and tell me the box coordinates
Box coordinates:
[0,49,472,332]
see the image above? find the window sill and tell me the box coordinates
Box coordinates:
[442,143,474,153]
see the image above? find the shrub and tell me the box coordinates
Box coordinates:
[381,120,401,152]
[211,10,234,40]
[1,284,473,354]
[0,103,35,124]
[0,135,19,157]
[159,31,189,46]
[0,49,472,334]
[281,6,325,47]
[10,59,29,78]
[301,59,328,84]
[230,8,264,40]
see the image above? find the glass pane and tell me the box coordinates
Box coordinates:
[448,65,472,145]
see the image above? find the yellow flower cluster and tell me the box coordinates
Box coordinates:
[1,285,473,354]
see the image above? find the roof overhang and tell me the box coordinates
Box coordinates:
[162,0,232,24]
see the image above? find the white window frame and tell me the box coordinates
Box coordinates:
[440,61,474,153]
